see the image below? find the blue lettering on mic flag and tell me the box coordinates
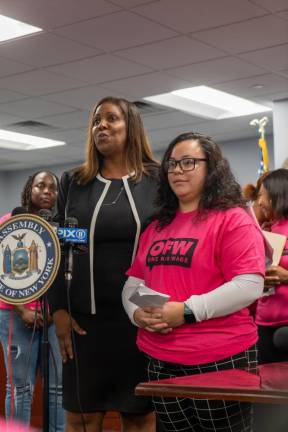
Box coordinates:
[57,227,88,244]
[0,214,60,305]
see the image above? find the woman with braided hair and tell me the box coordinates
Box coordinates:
[0,170,64,431]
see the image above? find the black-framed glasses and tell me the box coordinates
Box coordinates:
[165,157,208,173]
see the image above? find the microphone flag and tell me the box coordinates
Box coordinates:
[0,214,60,305]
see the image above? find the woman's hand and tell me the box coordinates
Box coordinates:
[134,307,171,333]
[265,265,288,286]
[160,302,185,328]
[53,309,86,363]
[15,305,43,329]
[134,302,185,333]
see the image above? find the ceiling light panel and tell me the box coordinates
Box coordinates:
[0,14,42,42]
[0,130,65,151]
[144,86,272,119]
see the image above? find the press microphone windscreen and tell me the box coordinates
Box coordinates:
[11,206,27,216]
[64,217,78,228]
[38,209,53,222]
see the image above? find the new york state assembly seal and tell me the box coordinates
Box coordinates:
[0,214,60,305]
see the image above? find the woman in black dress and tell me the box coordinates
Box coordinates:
[49,97,159,432]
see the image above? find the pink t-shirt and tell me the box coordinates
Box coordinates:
[256,219,288,326]
[0,212,38,311]
[0,419,34,431]
[127,207,265,365]
[0,212,11,225]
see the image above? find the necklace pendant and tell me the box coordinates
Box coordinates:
[103,186,124,206]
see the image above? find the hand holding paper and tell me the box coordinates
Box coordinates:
[129,283,170,308]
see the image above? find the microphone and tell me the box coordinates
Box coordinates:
[37,209,59,235]
[273,327,288,352]
[38,208,53,222]
[65,217,78,228]
[11,206,28,216]
[37,211,88,250]
[57,219,88,245]
[63,217,78,281]
[57,218,88,258]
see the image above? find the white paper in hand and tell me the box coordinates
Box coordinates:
[129,284,170,308]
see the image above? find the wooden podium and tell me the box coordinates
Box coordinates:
[136,362,288,404]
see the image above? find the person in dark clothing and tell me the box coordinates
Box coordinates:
[49,97,159,432]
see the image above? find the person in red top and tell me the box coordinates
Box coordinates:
[256,169,288,363]
[253,169,288,432]
[0,171,64,431]
[122,132,266,432]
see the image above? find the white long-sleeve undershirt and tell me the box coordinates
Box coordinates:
[122,274,264,326]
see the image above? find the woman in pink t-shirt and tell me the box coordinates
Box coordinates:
[0,170,64,431]
[256,169,288,363]
[123,132,266,432]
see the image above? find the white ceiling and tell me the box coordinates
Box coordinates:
[0,0,287,171]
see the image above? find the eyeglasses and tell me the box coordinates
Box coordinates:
[165,157,208,173]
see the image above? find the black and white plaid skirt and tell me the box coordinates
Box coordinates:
[147,344,257,432]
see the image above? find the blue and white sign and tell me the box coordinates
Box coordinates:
[57,227,88,244]
[0,214,60,304]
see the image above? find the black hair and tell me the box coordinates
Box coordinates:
[154,132,245,229]
[242,172,269,202]
[21,170,59,213]
[262,169,288,219]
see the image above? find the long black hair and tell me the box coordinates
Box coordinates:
[154,132,245,229]
[262,168,288,219]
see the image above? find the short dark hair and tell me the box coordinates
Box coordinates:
[154,132,245,229]
[21,170,58,212]
[262,169,288,219]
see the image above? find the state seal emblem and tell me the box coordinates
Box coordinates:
[0,214,60,304]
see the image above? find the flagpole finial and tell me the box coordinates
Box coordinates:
[250,116,269,139]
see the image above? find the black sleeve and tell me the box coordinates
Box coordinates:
[48,171,73,314]
[54,171,73,225]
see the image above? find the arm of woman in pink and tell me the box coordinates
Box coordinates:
[122,274,264,332]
